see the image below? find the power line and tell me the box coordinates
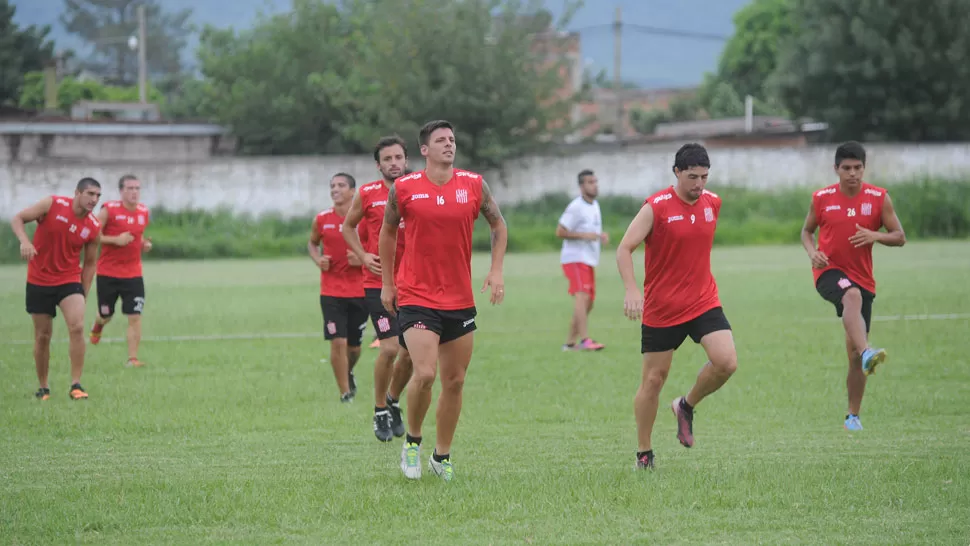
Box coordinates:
[572,23,729,42]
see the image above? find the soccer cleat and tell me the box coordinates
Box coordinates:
[562,343,578,351]
[125,358,144,368]
[348,371,357,397]
[35,387,50,401]
[636,452,655,470]
[340,392,354,403]
[69,383,88,400]
[671,396,694,448]
[401,441,422,479]
[89,331,101,345]
[429,454,454,482]
[387,396,405,437]
[578,338,605,351]
[374,409,393,442]
[844,414,863,431]
[861,348,887,376]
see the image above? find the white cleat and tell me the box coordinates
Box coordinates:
[400,441,422,479]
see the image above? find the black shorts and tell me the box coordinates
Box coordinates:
[815,269,875,333]
[364,288,400,340]
[25,282,84,317]
[397,305,477,349]
[641,306,732,353]
[96,275,146,318]
[320,296,369,346]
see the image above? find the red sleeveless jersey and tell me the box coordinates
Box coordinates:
[314,208,364,297]
[28,195,102,286]
[97,201,150,279]
[394,169,483,310]
[811,182,887,294]
[356,180,406,289]
[641,187,722,328]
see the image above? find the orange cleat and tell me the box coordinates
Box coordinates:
[69,384,88,400]
[125,358,144,368]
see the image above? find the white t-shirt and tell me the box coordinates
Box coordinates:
[558,196,602,267]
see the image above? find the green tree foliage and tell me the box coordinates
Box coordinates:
[0,0,55,106]
[60,0,193,85]
[716,0,794,101]
[192,0,582,169]
[771,0,970,141]
[18,70,164,113]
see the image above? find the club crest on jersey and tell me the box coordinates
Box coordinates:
[456,189,468,204]
[80,227,91,239]
[704,207,714,223]
[138,215,145,225]
[861,203,872,216]
[847,208,856,217]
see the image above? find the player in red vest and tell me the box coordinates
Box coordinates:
[89,174,152,368]
[379,120,508,481]
[10,178,103,400]
[801,141,906,431]
[309,173,369,402]
[343,136,413,442]
[616,143,738,470]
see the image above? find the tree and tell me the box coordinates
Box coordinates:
[60,0,193,86]
[716,0,795,101]
[0,0,55,106]
[192,0,582,169]
[18,70,164,113]
[771,0,970,141]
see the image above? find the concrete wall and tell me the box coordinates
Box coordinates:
[3,142,970,218]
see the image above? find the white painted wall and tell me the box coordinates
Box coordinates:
[3,143,970,218]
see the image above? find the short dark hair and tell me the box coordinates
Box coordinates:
[76,177,101,192]
[118,174,138,190]
[418,120,454,146]
[577,169,594,185]
[835,141,866,167]
[373,135,408,162]
[672,143,711,173]
[332,172,356,188]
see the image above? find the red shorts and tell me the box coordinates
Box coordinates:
[562,263,595,300]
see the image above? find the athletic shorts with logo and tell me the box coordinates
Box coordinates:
[25,282,84,317]
[397,305,477,350]
[815,268,875,332]
[641,306,732,353]
[320,296,369,346]
[364,287,401,340]
[97,275,146,317]
[562,262,596,301]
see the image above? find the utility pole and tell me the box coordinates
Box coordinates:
[613,6,623,140]
[137,3,147,103]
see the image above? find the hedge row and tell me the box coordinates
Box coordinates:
[1,178,967,263]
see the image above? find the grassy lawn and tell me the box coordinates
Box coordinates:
[1,242,968,544]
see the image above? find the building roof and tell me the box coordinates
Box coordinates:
[0,121,230,136]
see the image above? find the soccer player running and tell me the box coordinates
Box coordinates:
[801,141,905,431]
[11,178,103,400]
[557,168,608,351]
[89,174,152,367]
[616,143,738,470]
[379,120,508,481]
[343,136,414,442]
[309,173,369,403]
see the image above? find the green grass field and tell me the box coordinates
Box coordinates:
[1,243,969,544]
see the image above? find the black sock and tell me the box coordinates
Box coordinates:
[386,393,398,406]
[636,450,653,460]
[375,406,385,414]
[680,397,694,413]
[406,433,421,445]
[433,450,449,462]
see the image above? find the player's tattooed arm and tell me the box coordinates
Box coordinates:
[379,183,401,290]
[384,183,401,226]
[479,179,506,229]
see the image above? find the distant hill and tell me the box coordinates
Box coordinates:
[11,0,749,89]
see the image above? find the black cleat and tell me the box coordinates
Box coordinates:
[636,451,655,470]
[348,372,357,397]
[374,409,393,442]
[387,398,405,438]
[340,391,354,403]
[35,387,50,400]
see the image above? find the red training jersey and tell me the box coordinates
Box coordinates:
[314,208,364,298]
[356,180,406,289]
[97,200,150,279]
[394,169,483,310]
[811,182,887,294]
[641,187,722,328]
[27,195,102,286]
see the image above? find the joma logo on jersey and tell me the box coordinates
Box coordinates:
[667,215,683,223]
[861,203,872,216]
[455,189,468,204]
[411,193,430,201]
[653,193,672,204]
[371,200,387,207]
[322,223,338,230]
[825,205,841,212]
[56,215,69,223]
